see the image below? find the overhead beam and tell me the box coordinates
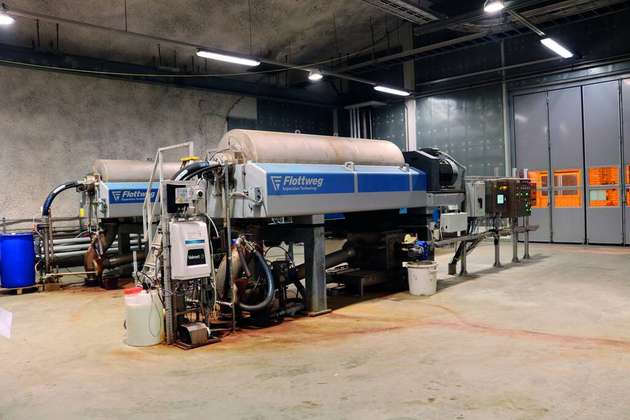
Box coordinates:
[337,32,488,73]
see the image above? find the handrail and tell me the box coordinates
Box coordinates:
[142,142,194,245]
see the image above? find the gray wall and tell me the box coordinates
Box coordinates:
[416,85,505,176]
[372,102,407,151]
[0,66,249,220]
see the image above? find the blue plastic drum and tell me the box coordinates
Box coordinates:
[0,232,36,289]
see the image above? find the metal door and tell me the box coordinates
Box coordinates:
[583,81,623,244]
[549,87,585,243]
[623,79,630,244]
[513,92,551,242]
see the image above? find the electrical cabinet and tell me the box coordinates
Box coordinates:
[485,178,532,218]
[169,221,211,280]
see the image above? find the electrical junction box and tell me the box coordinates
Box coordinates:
[440,212,468,233]
[466,180,486,218]
[169,220,211,280]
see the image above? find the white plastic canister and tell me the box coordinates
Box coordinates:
[124,287,164,346]
[407,261,438,296]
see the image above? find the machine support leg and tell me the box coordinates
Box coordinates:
[161,220,175,345]
[524,216,531,260]
[511,218,519,263]
[300,216,330,316]
[459,241,468,276]
[494,235,502,268]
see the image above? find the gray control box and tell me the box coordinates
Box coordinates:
[466,180,486,218]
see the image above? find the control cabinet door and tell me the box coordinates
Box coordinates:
[583,81,623,244]
[549,87,585,243]
[514,92,551,242]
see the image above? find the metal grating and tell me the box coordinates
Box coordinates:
[361,0,438,25]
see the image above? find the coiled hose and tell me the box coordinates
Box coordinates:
[238,249,275,313]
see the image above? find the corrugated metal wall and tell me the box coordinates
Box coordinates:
[371,102,407,150]
[416,85,505,176]
[227,99,334,135]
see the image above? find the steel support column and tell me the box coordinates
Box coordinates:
[297,215,330,316]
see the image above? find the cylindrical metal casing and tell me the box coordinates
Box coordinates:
[92,159,182,182]
[217,130,405,166]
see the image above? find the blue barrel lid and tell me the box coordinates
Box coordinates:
[0,232,33,238]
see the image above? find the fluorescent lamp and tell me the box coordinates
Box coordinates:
[483,0,505,13]
[196,50,260,67]
[308,70,323,82]
[540,38,574,58]
[0,11,15,25]
[374,85,410,97]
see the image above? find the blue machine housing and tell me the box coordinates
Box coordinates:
[208,162,428,219]
[95,182,159,218]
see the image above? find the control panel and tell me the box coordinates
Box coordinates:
[485,178,532,218]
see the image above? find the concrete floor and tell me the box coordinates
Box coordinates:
[2,242,630,419]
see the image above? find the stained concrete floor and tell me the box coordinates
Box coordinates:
[2,242,630,419]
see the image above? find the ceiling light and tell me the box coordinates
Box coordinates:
[374,85,410,97]
[483,0,505,13]
[540,38,574,59]
[308,70,323,82]
[0,10,15,25]
[196,50,260,67]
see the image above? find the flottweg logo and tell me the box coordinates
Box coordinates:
[271,176,283,191]
[271,175,324,192]
[110,189,157,203]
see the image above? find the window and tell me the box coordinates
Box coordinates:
[552,169,581,208]
[589,189,619,207]
[528,170,549,208]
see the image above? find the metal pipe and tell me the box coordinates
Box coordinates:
[294,246,357,280]
[53,240,140,252]
[511,218,520,263]
[507,9,546,37]
[459,242,468,276]
[524,216,531,259]
[103,251,146,269]
[52,234,139,245]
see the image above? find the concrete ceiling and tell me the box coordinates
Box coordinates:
[0,0,405,76]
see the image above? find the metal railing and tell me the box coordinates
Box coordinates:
[142,142,194,246]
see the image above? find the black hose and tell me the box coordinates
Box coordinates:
[238,249,275,313]
[42,181,80,216]
[172,161,220,181]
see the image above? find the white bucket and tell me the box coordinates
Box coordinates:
[124,287,164,347]
[407,261,438,296]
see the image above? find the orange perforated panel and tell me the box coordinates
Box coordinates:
[554,190,581,208]
[589,188,620,207]
[532,190,549,208]
[528,170,548,189]
[588,167,619,186]
[553,169,581,187]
